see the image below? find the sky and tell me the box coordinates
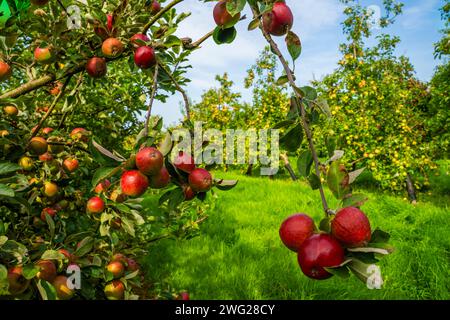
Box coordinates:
[150,0,446,125]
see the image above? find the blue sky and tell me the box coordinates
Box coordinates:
[152,0,446,125]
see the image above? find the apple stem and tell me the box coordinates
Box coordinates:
[144,64,159,137]
[250,5,332,217]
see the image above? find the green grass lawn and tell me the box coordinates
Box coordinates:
[144,169,450,300]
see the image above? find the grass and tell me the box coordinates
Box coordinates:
[143,167,450,300]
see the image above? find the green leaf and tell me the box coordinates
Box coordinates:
[370,228,391,244]
[213,26,237,45]
[22,264,39,280]
[41,250,66,261]
[248,18,260,31]
[0,184,14,197]
[276,75,289,86]
[158,132,173,156]
[342,193,368,207]
[307,173,321,190]
[297,150,313,177]
[347,245,394,255]
[226,0,246,16]
[0,162,21,176]
[319,216,331,233]
[273,120,295,129]
[44,213,55,239]
[280,123,303,152]
[214,179,238,191]
[349,168,366,184]
[285,31,302,61]
[74,236,94,257]
[91,167,116,189]
[299,86,317,100]
[0,264,9,295]
[348,259,384,288]
[315,97,331,117]
[37,279,58,300]
[327,162,350,200]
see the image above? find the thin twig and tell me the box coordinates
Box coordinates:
[143,0,184,33]
[144,64,159,137]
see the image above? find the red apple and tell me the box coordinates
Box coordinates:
[179,292,190,300]
[126,258,139,272]
[173,151,195,173]
[149,166,170,189]
[150,1,161,14]
[70,127,89,142]
[39,152,53,162]
[134,46,156,69]
[279,214,315,252]
[213,0,241,28]
[86,57,107,78]
[95,179,111,194]
[41,207,57,221]
[7,266,30,295]
[297,234,345,280]
[29,137,48,155]
[136,147,164,176]
[104,280,125,300]
[52,275,74,300]
[102,38,124,58]
[42,127,53,135]
[86,196,105,214]
[120,170,149,197]
[49,81,63,96]
[106,261,125,278]
[34,47,53,64]
[63,157,79,172]
[331,207,372,248]
[188,168,212,192]
[262,2,294,36]
[183,185,196,201]
[130,33,150,48]
[107,14,114,32]
[35,260,57,282]
[0,61,12,81]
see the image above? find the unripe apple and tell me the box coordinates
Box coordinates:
[213,0,241,29]
[130,33,150,48]
[331,207,371,248]
[86,57,107,78]
[63,157,79,172]
[279,214,315,252]
[149,0,161,14]
[3,105,18,116]
[29,137,48,155]
[104,280,125,300]
[173,151,195,173]
[34,47,54,64]
[52,275,74,300]
[102,38,124,58]
[136,147,164,175]
[134,46,156,69]
[0,61,12,81]
[262,2,294,36]
[70,127,89,142]
[188,168,212,192]
[297,234,345,280]
[39,152,54,162]
[95,179,111,194]
[120,170,149,197]
[183,185,196,201]
[7,266,30,295]
[42,127,53,135]
[35,260,57,282]
[41,207,57,221]
[86,196,105,214]
[19,156,34,171]
[149,166,170,189]
[31,0,49,5]
[106,261,125,278]
[42,181,58,197]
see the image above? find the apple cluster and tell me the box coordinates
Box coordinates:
[279,207,372,280]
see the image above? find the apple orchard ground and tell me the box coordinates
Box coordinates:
[143,162,450,300]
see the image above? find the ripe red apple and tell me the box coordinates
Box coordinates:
[279,214,316,252]
[136,147,164,176]
[7,266,30,295]
[52,275,74,300]
[297,234,345,280]
[70,127,89,142]
[39,152,53,162]
[0,61,12,81]
[107,14,114,32]
[130,33,150,48]
[19,156,34,171]
[35,260,57,282]
[134,46,156,69]
[41,207,57,221]
[102,38,124,58]
[34,47,53,64]
[63,157,79,172]
[331,207,372,248]
[42,127,53,135]
[120,170,149,197]
[42,181,58,197]
[3,105,18,116]
[86,196,105,214]
[126,258,139,272]
[86,57,107,78]
[58,248,76,263]
[104,280,125,300]
[31,0,49,5]
[29,137,48,155]
[262,2,294,36]
[149,166,170,189]
[188,168,212,192]
[150,1,161,14]
[179,292,190,300]
[213,0,241,28]
[95,179,111,194]
[106,261,125,278]
[183,185,196,201]
[173,151,195,173]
